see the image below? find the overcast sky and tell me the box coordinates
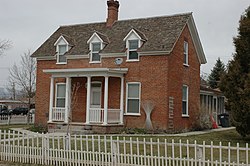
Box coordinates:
[0,0,249,88]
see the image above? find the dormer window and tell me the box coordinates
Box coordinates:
[124,29,147,62]
[58,45,67,63]
[87,32,109,64]
[91,42,101,62]
[54,35,70,64]
[128,40,139,60]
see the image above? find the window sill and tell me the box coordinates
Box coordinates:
[183,64,189,67]
[89,61,101,64]
[126,59,139,62]
[56,62,67,65]
[182,114,189,118]
[124,113,141,116]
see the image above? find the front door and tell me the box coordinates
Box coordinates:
[90,82,102,108]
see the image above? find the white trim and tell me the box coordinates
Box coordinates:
[43,68,128,78]
[55,83,66,108]
[90,42,102,63]
[65,77,71,123]
[125,82,141,115]
[126,39,140,61]
[48,77,54,122]
[56,44,68,64]
[139,51,170,56]
[34,51,170,60]
[54,35,69,46]
[126,59,140,62]
[120,77,124,124]
[187,15,207,64]
[85,76,91,124]
[87,32,104,44]
[36,56,56,60]
[182,85,189,117]
[103,76,109,125]
[66,54,89,59]
[100,53,126,57]
[123,29,143,42]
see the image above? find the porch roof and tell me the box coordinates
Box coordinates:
[43,68,128,77]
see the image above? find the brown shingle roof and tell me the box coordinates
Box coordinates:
[32,13,192,57]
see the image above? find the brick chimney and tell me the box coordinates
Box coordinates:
[106,0,120,27]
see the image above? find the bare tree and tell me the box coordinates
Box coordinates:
[0,39,12,56]
[8,50,36,110]
[66,82,82,135]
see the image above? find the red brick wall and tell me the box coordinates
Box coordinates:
[167,25,201,131]
[35,25,200,132]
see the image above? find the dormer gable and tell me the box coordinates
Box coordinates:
[54,35,69,46]
[87,32,109,63]
[54,35,70,64]
[123,29,147,61]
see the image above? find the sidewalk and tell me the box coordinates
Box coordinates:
[10,126,236,137]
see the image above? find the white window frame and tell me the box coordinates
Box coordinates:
[55,83,66,108]
[125,82,141,115]
[90,42,102,63]
[182,85,189,117]
[126,39,140,62]
[183,41,189,66]
[56,44,68,64]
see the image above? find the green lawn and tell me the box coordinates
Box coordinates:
[122,128,250,147]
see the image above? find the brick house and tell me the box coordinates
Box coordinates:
[32,0,206,133]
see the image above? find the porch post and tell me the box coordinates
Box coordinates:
[48,77,54,122]
[120,77,124,124]
[103,76,109,125]
[85,76,91,124]
[65,77,71,123]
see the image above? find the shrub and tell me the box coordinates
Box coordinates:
[29,123,48,133]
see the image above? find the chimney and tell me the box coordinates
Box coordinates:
[106,0,120,27]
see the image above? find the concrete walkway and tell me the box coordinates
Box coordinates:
[9,126,236,137]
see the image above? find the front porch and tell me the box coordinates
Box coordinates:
[44,68,128,127]
[51,107,121,124]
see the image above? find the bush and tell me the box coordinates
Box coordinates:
[192,106,212,131]
[29,124,48,133]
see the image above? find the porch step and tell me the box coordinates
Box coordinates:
[48,124,94,135]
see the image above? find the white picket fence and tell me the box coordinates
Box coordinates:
[0,114,34,125]
[0,130,249,166]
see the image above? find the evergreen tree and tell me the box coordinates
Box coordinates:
[208,58,226,89]
[220,7,250,137]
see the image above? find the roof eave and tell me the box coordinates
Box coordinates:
[187,15,207,64]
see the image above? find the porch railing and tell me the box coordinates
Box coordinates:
[52,107,65,121]
[89,108,121,124]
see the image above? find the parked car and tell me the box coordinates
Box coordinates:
[0,104,11,115]
[11,107,29,115]
[0,109,11,116]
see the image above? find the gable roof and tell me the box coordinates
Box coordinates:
[32,13,206,64]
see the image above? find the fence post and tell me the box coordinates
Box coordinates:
[7,115,10,125]
[41,133,45,165]
[111,136,117,166]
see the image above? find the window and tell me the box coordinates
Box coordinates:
[56,83,66,107]
[128,40,139,60]
[182,85,188,116]
[58,45,67,63]
[91,42,101,62]
[126,82,141,114]
[184,41,188,65]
